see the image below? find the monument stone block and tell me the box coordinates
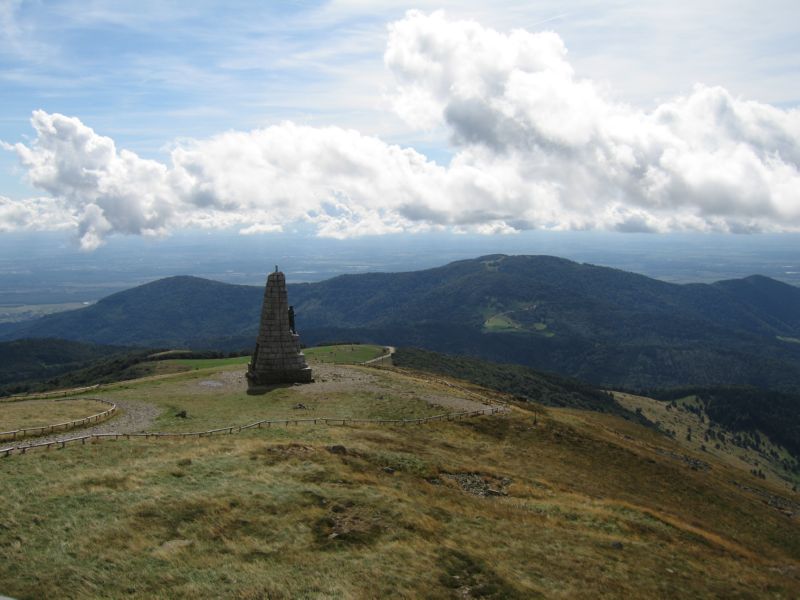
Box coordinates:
[247,269,313,392]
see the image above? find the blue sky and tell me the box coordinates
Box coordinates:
[1,1,799,248]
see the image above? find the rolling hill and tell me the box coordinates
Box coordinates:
[1,356,799,597]
[4,254,800,391]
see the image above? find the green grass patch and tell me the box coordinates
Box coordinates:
[305,344,386,364]
[483,313,552,336]
[483,314,521,332]
[160,356,251,370]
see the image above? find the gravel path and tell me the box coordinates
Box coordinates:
[9,399,161,449]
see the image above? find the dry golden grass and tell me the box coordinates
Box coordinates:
[1,368,799,598]
[0,398,109,432]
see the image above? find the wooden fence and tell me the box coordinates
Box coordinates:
[0,406,507,458]
[0,398,117,443]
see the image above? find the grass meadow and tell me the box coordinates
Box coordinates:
[1,360,799,598]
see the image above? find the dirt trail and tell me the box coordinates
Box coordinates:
[362,346,396,365]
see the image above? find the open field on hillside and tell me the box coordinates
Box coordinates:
[304,344,387,364]
[483,313,522,331]
[0,398,109,432]
[1,359,799,598]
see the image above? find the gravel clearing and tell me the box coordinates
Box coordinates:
[182,363,492,413]
[8,399,161,449]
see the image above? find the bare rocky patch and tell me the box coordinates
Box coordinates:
[312,501,388,547]
[442,472,513,497]
[248,443,315,464]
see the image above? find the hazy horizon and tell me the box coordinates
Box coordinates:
[2,229,799,308]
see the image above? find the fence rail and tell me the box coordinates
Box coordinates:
[0,398,116,443]
[0,406,507,458]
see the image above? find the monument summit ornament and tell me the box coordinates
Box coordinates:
[247,268,313,391]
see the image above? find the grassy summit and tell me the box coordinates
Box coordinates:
[1,354,799,598]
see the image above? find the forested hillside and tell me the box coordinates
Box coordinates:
[0,339,144,394]
[647,386,800,459]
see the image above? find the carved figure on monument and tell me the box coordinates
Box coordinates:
[247,269,313,392]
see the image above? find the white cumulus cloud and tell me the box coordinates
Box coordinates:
[0,194,75,232]
[8,110,174,249]
[385,10,800,233]
[3,10,800,249]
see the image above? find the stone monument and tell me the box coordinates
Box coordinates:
[247,268,313,392]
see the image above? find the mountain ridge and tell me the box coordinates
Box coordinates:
[3,254,800,390]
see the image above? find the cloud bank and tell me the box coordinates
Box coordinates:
[4,10,800,249]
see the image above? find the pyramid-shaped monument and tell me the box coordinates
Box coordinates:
[247,268,312,391]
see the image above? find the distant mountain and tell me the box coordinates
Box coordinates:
[4,255,800,390]
[1,276,262,349]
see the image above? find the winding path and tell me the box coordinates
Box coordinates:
[361,345,396,365]
[9,399,160,449]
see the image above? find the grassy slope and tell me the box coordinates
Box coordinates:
[616,391,800,490]
[1,363,799,598]
[304,344,386,364]
[393,347,628,416]
[643,386,800,459]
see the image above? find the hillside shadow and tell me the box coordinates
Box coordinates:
[246,381,310,395]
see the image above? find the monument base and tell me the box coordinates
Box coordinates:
[246,366,314,393]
